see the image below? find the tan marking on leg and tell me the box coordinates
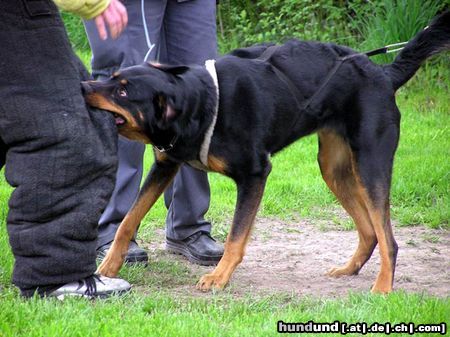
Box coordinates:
[318,130,397,293]
[197,173,268,291]
[367,207,397,293]
[96,184,160,277]
[196,234,248,291]
[347,141,396,293]
[97,163,179,277]
[318,130,377,277]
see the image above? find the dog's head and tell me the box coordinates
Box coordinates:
[82,63,191,144]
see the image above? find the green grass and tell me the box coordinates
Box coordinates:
[0,287,448,337]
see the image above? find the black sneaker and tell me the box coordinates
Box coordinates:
[97,240,148,264]
[166,231,224,266]
[48,274,131,300]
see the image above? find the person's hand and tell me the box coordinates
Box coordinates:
[94,0,128,40]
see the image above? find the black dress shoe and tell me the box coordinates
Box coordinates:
[97,240,148,265]
[166,231,224,266]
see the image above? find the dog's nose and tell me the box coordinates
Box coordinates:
[81,81,93,95]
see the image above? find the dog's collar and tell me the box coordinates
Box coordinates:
[199,60,219,166]
[154,134,179,153]
[155,61,218,158]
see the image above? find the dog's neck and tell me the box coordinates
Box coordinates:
[154,65,218,161]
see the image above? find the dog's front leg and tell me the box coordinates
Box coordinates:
[97,157,180,277]
[197,165,271,291]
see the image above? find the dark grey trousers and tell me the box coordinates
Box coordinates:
[0,0,117,294]
[84,0,217,245]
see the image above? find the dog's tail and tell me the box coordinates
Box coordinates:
[385,10,450,91]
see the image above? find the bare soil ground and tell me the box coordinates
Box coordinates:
[140,217,450,298]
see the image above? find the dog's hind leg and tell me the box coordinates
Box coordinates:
[318,130,377,277]
[352,123,399,294]
[196,161,272,291]
[319,104,400,293]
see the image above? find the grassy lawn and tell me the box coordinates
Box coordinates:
[0,61,448,335]
[0,289,448,337]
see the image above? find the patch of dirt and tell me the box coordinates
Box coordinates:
[141,218,450,298]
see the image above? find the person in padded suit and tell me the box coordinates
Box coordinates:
[0,0,130,298]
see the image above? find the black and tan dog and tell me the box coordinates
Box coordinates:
[82,11,449,293]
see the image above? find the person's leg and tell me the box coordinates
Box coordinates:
[95,137,147,262]
[83,0,168,262]
[0,136,6,170]
[161,0,223,265]
[164,168,211,240]
[84,0,168,74]
[0,0,129,297]
[164,0,218,65]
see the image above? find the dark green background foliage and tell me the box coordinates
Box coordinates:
[61,12,90,52]
[217,0,374,51]
[64,1,447,57]
[63,0,449,88]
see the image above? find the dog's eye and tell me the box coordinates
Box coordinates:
[117,88,128,98]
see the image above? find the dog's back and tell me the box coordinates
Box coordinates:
[215,10,449,153]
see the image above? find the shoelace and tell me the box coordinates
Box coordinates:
[77,274,103,297]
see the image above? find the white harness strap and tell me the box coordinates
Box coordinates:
[200,60,219,166]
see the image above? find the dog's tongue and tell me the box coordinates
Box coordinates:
[115,116,126,125]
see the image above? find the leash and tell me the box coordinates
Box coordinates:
[364,41,409,57]
[363,41,409,57]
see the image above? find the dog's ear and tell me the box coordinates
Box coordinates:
[148,62,190,75]
[154,94,180,128]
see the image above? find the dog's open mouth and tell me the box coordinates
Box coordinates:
[82,86,139,130]
[99,108,127,126]
[84,93,130,127]
[112,112,126,126]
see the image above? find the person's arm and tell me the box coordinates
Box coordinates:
[53,0,128,40]
[53,0,110,19]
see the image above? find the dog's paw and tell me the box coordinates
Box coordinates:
[196,273,228,291]
[327,265,359,277]
[371,276,393,294]
[371,283,392,294]
[96,252,124,277]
